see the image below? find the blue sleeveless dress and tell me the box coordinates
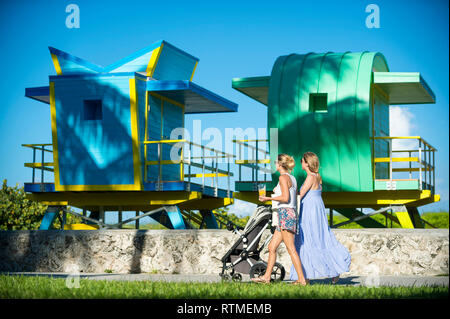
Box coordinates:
[289,182,351,280]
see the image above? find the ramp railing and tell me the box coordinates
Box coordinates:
[232,139,271,190]
[372,136,436,192]
[142,139,235,196]
[22,143,53,184]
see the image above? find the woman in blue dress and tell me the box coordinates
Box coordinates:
[290,152,351,284]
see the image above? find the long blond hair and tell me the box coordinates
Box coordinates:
[277,153,295,172]
[302,152,319,173]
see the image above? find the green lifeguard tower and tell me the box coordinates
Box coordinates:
[23,40,237,230]
[231,51,440,228]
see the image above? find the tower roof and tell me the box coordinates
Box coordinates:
[232,51,435,106]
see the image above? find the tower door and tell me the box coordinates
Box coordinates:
[372,85,390,179]
[145,93,184,182]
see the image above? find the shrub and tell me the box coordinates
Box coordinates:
[0,179,47,230]
[0,179,82,230]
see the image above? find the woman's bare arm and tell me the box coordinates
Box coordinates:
[259,175,290,203]
[270,175,290,203]
[298,174,314,201]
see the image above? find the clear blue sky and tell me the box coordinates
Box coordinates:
[0,0,448,216]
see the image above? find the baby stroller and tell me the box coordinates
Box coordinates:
[219,205,286,282]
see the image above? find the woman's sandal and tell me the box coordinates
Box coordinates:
[291,280,309,286]
[251,277,271,284]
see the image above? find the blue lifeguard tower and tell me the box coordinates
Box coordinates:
[24,40,237,230]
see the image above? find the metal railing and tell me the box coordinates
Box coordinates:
[22,140,235,197]
[179,209,245,230]
[22,144,54,184]
[372,136,436,192]
[232,139,271,189]
[142,139,235,196]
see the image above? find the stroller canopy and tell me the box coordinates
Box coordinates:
[243,206,272,234]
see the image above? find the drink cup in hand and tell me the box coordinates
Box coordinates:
[258,184,266,197]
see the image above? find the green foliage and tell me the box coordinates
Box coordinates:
[329,213,400,229]
[52,208,83,229]
[122,223,168,230]
[421,212,449,229]
[329,211,449,229]
[0,275,447,299]
[213,206,250,229]
[0,179,47,230]
[141,223,168,230]
[0,179,83,230]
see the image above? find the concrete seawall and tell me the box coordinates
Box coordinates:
[0,229,448,276]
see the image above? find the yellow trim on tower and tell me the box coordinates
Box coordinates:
[146,160,182,165]
[54,78,143,191]
[374,157,419,163]
[371,84,375,180]
[40,201,69,206]
[26,191,204,208]
[180,147,184,181]
[235,159,271,164]
[64,224,100,230]
[51,53,62,75]
[234,189,439,209]
[146,44,164,77]
[144,91,149,182]
[50,82,62,190]
[190,61,198,81]
[129,78,143,190]
[55,184,145,191]
[373,83,389,101]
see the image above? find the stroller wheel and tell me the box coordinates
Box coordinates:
[271,262,286,282]
[221,274,231,282]
[249,262,285,282]
[232,273,242,282]
[249,262,267,279]
[221,264,234,277]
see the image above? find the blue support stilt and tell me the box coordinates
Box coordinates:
[199,210,219,229]
[39,207,60,230]
[150,206,187,229]
[165,206,187,229]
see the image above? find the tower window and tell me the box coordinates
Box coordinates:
[84,99,103,120]
[309,93,328,113]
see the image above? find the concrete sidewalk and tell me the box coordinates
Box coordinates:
[1,272,448,287]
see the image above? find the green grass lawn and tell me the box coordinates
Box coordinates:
[0,275,447,299]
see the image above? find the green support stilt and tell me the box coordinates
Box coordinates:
[407,207,424,228]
